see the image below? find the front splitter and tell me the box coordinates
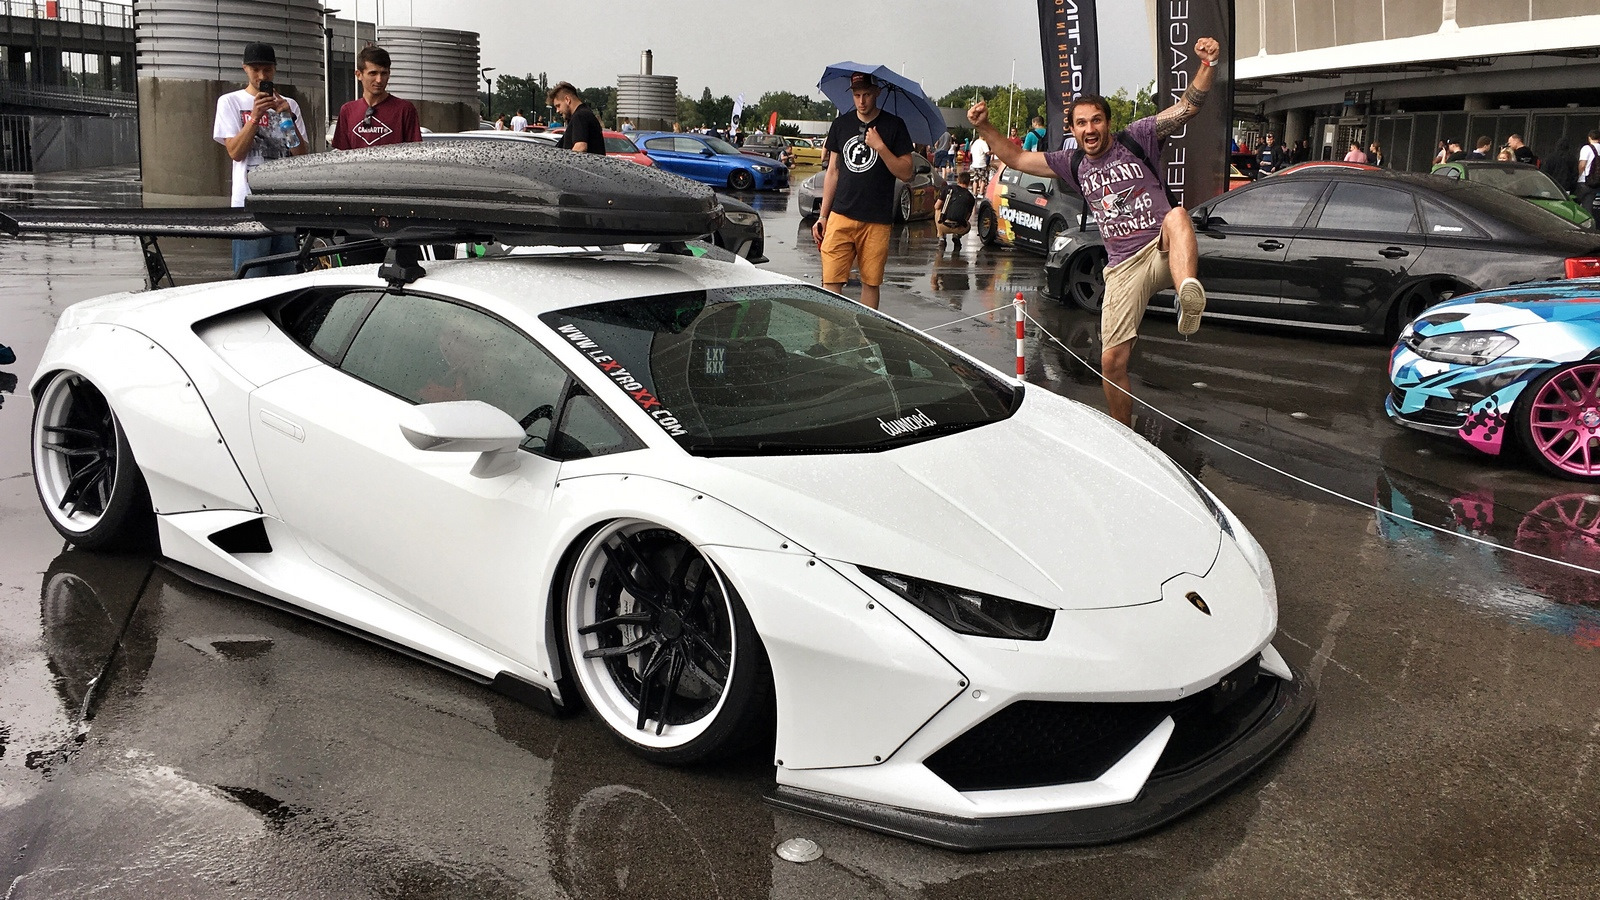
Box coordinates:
[764,663,1315,852]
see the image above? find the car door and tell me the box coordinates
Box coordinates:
[249,289,574,660]
[1279,180,1427,327]
[1003,169,1055,249]
[642,136,690,179]
[1190,178,1326,318]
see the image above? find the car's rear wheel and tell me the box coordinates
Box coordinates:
[563,520,772,764]
[31,371,153,549]
[896,186,913,223]
[728,170,755,191]
[976,204,998,245]
[1516,362,1600,482]
[1389,280,1460,338]
[1066,249,1107,313]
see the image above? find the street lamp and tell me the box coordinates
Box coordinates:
[324,8,342,134]
[481,66,495,122]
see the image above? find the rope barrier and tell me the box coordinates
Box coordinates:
[1016,307,1600,579]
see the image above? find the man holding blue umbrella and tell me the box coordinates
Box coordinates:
[811,72,914,310]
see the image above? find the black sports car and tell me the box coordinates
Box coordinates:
[1045,169,1600,337]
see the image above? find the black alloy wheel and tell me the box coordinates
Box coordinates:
[1391,281,1459,338]
[897,185,913,223]
[976,204,999,245]
[1067,250,1108,313]
[728,169,755,191]
[564,520,772,764]
[31,371,153,549]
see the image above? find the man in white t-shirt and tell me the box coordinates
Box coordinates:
[1579,129,1600,215]
[213,42,308,277]
[510,109,528,132]
[968,134,991,193]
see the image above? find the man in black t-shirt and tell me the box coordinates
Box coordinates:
[548,81,605,154]
[812,72,914,310]
[934,171,976,250]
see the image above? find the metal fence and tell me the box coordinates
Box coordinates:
[0,80,135,114]
[1,113,30,172]
[2,0,134,29]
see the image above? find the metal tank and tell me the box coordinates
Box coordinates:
[376,26,480,135]
[134,0,326,206]
[616,48,677,132]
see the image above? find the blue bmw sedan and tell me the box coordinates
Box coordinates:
[633,132,789,191]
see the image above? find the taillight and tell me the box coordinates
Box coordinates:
[1567,257,1600,279]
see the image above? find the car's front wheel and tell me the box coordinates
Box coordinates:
[976,204,998,245]
[1516,362,1600,482]
[31,371,154,549]
[562,520,772,764]
[896,186,913,223]
[1066,249,1107,313]
[728,170,755,191]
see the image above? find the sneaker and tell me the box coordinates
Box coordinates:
[1176,278,1206,336]
[951,237,962,250]
[0,343,14,366]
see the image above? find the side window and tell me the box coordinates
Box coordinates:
[1313,182,1421,234]
[643,137,672,152]
[341,293,569,451]
[276,289,382,363]
[676,138,705,153]
[1420,198,1488,238]
[1207,182,1323,229]
[549,389,643,460]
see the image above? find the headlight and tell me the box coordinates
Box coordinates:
[1051,233,1072,252]
[753,165,773,174]
[861,567,1054,640]
[724,211,760,227]
[1409,330,1518,366]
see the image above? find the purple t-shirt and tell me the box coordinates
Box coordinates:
[1044,116,1170,269]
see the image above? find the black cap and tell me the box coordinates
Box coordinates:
[848,72,877,90]
[242,42,276,66]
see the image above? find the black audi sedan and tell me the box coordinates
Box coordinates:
[1045,169,1600,338]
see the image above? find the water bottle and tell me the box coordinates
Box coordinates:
[278,112,300,150]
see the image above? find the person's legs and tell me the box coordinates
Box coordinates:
[857,222,891,310]
[1101,339,1135,426]
[820,214,859,297]
[1161,206,1206,335]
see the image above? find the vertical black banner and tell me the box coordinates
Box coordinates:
[1155,0,1234,207]
[1037,0,1099,153]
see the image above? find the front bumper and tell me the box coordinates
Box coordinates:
[768,656,1315,851]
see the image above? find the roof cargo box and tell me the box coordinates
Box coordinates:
[245,139,724,246]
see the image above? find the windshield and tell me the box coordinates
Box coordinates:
[604,135,641,154]
[542,285,1020,455]
[1469,165,1566,200]
[705,137,743,156]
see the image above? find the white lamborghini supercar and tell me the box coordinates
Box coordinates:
[19,144,1310,850]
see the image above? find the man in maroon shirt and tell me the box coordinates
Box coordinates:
[969,36,1221,428]
[331,46,422,150]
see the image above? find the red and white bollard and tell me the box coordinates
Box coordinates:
[1013,292,1026,378]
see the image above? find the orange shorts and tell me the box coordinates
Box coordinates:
[820,212,891,286]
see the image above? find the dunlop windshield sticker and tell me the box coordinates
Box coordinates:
[553,322,689,437]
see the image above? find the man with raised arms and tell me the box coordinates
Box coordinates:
[968,36,1221,428]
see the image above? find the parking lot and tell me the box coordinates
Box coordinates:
[2,166,1597,898]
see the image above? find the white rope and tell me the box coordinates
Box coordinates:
[924,306,1015,331]
[1020,308,1600,579]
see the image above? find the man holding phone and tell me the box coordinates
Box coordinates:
[214,42,308,276]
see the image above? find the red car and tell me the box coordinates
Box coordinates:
[546,128,654,166]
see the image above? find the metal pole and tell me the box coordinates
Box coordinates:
[1007,59,1016,136]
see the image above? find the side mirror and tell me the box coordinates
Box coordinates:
[701,147,715,157]
[1026,182,1048,196]
[1192,211,1211,230]
[399,400,525,478]
[915,163,931,175]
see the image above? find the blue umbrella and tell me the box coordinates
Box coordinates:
[817,62,947,147]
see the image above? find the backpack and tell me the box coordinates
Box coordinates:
[1064,132,1180,209]
[941,184,975,223]
[1585,144,1600,188]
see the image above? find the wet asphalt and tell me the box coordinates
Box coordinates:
[1,166,1597,898]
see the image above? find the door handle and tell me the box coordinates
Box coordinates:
[1257,239,1283,251]
[1379,247,1410,259]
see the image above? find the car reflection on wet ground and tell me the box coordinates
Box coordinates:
[2,166,1598,898]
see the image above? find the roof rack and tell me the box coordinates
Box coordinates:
[1,140,727,288]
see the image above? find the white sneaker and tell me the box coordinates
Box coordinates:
[1177,278,1206,336]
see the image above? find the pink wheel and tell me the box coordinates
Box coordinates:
[1518,363,1600,481]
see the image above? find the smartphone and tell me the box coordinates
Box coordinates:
[259,79,276,97]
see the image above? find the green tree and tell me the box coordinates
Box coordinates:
[675,92,703,130]
[695,88,734,131]
[579,86,618,127]
[494,73,539,120]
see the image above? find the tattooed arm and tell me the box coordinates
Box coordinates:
[1155,37,1221,140]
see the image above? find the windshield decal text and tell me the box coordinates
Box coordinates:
[555,323,688,436]
[879,409,936,437]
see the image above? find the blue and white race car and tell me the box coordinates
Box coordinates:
[1387,279,1600,481]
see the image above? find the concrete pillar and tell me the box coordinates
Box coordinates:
[134,0,325,207]
[378,26,481,134]
[1463,94,1492,111]
[1284,108,1310,148]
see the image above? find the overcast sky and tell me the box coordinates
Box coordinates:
[353,0,1158,103]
